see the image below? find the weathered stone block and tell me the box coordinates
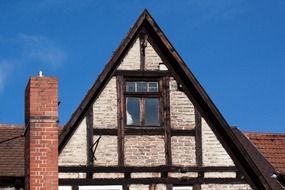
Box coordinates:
[171,136,196,166]
[125,135,165,166]
[93,77,117,129]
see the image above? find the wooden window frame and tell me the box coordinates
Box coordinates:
[124,78,163,128]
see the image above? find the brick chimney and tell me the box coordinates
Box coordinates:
[25,74,58,190]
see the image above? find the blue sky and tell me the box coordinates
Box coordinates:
[0,0,284,133]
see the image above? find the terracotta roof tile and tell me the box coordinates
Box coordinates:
[245,132,285,173]
[0,124,24,177]
[0,124,64,177]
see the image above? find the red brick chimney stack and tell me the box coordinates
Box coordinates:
[25,74,59,190]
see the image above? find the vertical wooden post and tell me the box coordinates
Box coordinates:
[86,107,94,179]
[194,107,202,190]
[117,76,125,166]
[139,30,147,71]
[163,77,172,166]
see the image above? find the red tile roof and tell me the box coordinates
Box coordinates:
[245,132,285,173]
[0,124,24,177]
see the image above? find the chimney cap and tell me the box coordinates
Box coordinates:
[38,71,44,77]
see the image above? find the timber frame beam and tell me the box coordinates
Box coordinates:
[93,128,195,136]
[59,177,246,186]
[59,166,238,173]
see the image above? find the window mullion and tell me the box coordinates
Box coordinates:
[140,97,145,126]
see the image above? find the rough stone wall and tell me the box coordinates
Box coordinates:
[171,136,196,166]
[59,118,87,166]
[93,173,124,178]
[169,172,198,178]
[204,172,236,178]
[145,40,163,71]
[201,184,252,190]
[117,38,140,70]
[202,118,234,166]
[169,77,195,130]
[58,173,86,179]
[125,135,165,166]
[156,184,167,190]
[93,135,118,166]
[93,77,117,129]
[129,185,149,190]
[131,172,160,178]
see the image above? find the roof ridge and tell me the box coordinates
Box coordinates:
[245,131,285,136]
[0,124,23,128]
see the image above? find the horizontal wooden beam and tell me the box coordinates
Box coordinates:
[59,177,246,185]
[0,176,24,187]
[171,129,195,136]
[125,127,164,135]
[114,70,171,77]
[93,128,195,136]
[94,128,117,135]
[59,166,237,173]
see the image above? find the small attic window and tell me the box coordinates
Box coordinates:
[125,81,160,127]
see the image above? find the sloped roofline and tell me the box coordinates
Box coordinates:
[231,128,283,189]
[58,9,282,189]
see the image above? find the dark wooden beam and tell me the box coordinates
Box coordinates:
[195,108,202,167]
[0,176,24,187]
[195,107,202,190]
[171,129,195,136]
[59,166,238,173]
[195,108,203,166]
[124,172,130,190]
[139,29,147,71]
[114,70,170,77]
[117,76,125,166]
[93,128,117,135]
[163,77,172,166]
[86,107,94,179]
[59,177,246,185]
[93,128,195,136]
[125,127,163,135]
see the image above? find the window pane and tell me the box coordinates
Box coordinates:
[137,82,147,92]
[144,98,160,126]
[148,82,158,92]
[126,81,158,92]
[126,97,140,125]
[126,82,136,92]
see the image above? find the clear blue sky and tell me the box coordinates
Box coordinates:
[0,0,284,133]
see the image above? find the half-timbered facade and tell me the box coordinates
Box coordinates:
[0,10,284,190]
